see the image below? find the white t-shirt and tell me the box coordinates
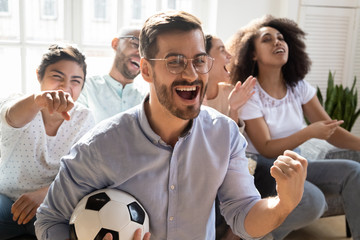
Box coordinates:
[240,80,316,154]
[0,96,95,201]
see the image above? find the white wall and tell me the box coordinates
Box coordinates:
[203,0,301,42]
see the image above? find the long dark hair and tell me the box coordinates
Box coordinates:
[227,15,311,88]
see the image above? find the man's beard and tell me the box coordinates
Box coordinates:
[115,52,139,79]
[152,72,206,120]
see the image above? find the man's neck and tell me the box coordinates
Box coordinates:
[144,97,191,148]
[109,68,134,87]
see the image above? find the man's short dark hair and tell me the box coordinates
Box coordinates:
[139,10,204,59]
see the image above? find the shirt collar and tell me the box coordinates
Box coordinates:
[104,74,134,90]
[138,95,194,146]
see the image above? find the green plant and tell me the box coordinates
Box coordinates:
[316,71,360,131]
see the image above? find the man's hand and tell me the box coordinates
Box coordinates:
[34,90,74,120]
[11,186,49,224]
[102,229,151,240]
[270,150,307,214]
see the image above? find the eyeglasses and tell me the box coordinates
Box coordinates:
[148,54,214,74]
[119,36,139,49]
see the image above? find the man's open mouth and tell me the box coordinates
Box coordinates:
[175,86,199,100]
[130,59,140,69]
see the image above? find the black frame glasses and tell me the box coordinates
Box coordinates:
[148,54,214,75]
[118,36,139,49]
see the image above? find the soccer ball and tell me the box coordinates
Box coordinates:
[69,189,149,240]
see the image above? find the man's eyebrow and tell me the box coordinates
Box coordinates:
[164,52,207,58]
[164,53,184,58]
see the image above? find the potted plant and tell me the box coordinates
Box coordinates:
[316,71,360,131]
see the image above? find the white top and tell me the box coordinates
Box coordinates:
[240,80,316,154]
[0,95,95,201]
[77,74,149,123]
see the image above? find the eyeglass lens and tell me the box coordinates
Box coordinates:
[166,55,213,74]
[119,36,139,49]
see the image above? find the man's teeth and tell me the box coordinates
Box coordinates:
[131,61,140,67]
[176,87,196,91]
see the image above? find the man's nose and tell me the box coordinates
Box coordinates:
[181,61,198,80]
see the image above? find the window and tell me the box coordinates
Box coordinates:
[94,0,107,21]
[168,0,176,9]
[0,0,201,98]
[40,0,58,20]
[132,0,142,20]
[0,0,9,15]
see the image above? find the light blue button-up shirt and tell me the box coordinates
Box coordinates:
[35,98,260,240]
[77,74,149,123]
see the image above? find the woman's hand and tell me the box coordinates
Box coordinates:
[228,76,256,123]
[11,186,49,225]
[307,120,344,140]
[34,90,74,120]
[228,76,256,112]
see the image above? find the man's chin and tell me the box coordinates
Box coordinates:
[172,105,201,120]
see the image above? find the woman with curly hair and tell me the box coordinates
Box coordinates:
[228,15,360,239]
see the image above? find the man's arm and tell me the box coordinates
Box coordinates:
[244,150,307,237]
[35,142,105,240]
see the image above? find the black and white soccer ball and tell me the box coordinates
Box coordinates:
[69,189,149,240]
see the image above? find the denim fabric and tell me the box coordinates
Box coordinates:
[249,153,360,240]
[0,194,36,239]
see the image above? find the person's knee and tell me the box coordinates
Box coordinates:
[0,194,14,217]
[297,181,327,220]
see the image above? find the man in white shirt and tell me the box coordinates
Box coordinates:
[78,27,149,123]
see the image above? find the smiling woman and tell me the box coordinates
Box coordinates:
[228,15,360,239]
[0,44,95,239]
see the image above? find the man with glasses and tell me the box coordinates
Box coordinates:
[78,27,149,123]
[36,10,307,240]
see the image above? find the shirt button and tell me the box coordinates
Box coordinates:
[169,216,174,221]
[170,185,175,190]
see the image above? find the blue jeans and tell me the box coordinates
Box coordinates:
[0,193,36,239]
[250,153,360,240]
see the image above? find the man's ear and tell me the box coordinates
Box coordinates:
[111,37,119,51]
[36,69,41,83]
[140,58,153,83]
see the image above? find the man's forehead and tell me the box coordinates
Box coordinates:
[129,30,140,36]
[122,29,140,37]
[156,29,206,55]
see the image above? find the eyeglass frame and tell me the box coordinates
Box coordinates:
[148,54,214,75]
[118,35,139,49]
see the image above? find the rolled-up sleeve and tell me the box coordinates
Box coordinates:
[217,124,261,239]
